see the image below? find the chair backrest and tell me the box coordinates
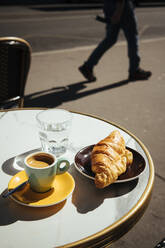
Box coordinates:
[0,37,31,108]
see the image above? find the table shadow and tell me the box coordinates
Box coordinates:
[70,165,138,214]
[0,194,66,226]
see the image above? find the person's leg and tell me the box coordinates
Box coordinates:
[79,23,120,81]
[122,1,151,81]
[86,24,120,68]
[122,1,140,74]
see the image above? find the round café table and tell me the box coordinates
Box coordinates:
[0,108,154,248]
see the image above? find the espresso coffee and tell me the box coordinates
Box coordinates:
[27,153,54,168]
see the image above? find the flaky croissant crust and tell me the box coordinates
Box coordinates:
[91,130,133,188]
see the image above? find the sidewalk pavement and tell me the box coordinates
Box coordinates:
[25,37,165,248]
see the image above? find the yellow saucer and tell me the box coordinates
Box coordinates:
[8,171,75,207]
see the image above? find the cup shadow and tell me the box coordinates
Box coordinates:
[0,194,66,226]
[1,148,41,176]
[69,165,138,214]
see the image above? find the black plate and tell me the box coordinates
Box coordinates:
[74,145,146,183]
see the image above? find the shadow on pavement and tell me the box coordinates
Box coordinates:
[1,0,103,9]
[30,4,102,12]
[24,79,129,108]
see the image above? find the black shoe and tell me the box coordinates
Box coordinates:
[79,64,96,82]
[129,68,152,81]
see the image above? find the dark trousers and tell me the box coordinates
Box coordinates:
[85,0,140,75]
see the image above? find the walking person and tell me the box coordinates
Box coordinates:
[79,0,152,82]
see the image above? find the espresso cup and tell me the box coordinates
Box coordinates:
[24,151,70,193]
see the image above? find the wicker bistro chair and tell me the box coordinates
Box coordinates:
[0,37,31,109]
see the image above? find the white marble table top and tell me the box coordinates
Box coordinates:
[0,109,154,248]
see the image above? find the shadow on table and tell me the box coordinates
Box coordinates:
[70,165,138,214]
[24,79,129,108]
[1,148,41,176]
[0,194,66,225]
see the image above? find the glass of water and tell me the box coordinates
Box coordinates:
[36,109,72,157]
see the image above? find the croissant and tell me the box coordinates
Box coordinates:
[91,130,133,188]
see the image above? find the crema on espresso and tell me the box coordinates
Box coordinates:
[27,153,54,168]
